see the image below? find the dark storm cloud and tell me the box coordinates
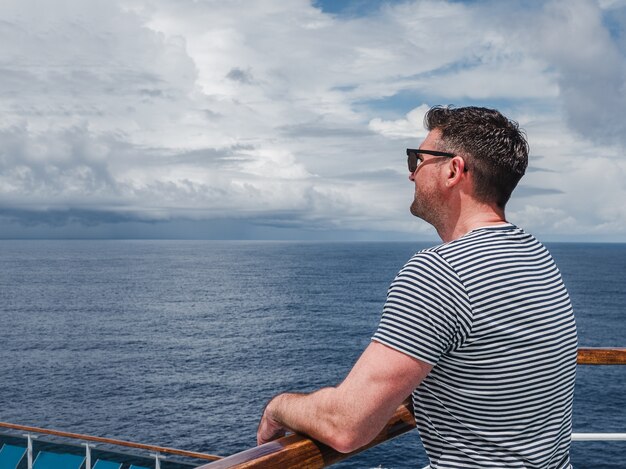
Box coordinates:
[515,185,564,197]
[226,67,255,84]
[0,207,140,227]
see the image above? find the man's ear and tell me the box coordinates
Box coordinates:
[446,156,466,187]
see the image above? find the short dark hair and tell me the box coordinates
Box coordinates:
[424,105,529,208]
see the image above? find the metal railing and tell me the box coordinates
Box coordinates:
[0,421,222,468]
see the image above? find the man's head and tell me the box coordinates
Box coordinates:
[423,105,529,209]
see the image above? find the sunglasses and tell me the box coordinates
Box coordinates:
[406,148,456,173]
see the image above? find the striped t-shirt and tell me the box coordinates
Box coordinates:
[373,224,578,469]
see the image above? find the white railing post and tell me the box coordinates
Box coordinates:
[23,433,37,469]
[151,452,164,469]
[82,443,94,469]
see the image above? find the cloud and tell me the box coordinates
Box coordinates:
[514,185,564,197]
[0,0,625,240]
[226,67,255,84]
[509,205,579,234]
[599,0,626,8]
[529,0,626,146]
[369,105,430,139]
[0,1,199,141]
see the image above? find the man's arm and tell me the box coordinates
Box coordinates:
[257,340,432,453]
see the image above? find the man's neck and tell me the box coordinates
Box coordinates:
[436,206,507,243]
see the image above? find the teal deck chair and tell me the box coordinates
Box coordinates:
[32,451,85,469]
[92,460,122,469]
[129,465,151,469]
[0,444,26,469]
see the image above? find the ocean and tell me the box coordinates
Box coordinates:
[1,240,625,468]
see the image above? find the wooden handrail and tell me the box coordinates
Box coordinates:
[196,398,415,469]
[577,347,626,364]
[198,347,626,468]
[0,421,222,462]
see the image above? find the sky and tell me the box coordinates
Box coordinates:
[1,0,626,241]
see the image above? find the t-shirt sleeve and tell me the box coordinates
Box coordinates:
[372,251,472,366]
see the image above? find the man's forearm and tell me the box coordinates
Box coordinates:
[257,342,431,452]
[260,387,363,452]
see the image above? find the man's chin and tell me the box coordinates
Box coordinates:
[411,202,434,224]
[410,201,421,218]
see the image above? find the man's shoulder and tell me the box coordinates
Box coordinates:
[404,248,448,270]
[398,249,463,289]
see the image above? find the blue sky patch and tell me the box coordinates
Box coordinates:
[313,0,408,17]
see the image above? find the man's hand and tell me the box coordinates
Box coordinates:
[257,397,288,445]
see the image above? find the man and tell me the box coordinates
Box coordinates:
[257,106,578,468]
